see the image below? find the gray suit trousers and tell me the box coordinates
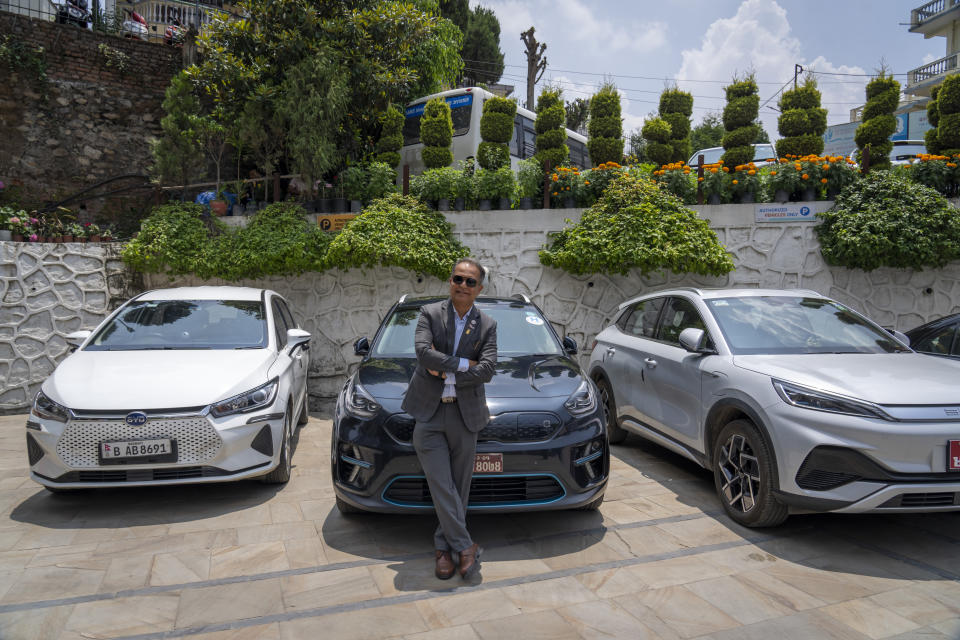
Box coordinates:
[412,402,476,552]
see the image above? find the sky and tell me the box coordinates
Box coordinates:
[467,0,943,142]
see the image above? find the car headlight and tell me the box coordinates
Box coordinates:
[564,379,597,416]
[344,378,381,419]
[33,391,69,423]
[210,378,278,418]
[773,380,893,420]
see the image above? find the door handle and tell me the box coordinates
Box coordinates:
[644,358,658,369]
[605,347,616,358]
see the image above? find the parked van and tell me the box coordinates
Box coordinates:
[687,143,778,167]
[400,86,589,176]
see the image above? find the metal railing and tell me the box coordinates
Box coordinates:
[911,0,960,27]
[908,51,960,86]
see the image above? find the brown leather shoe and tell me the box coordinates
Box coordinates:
[435,550,455,580]
[458,543,482,579]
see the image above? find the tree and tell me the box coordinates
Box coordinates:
[935,74,960,156]
[462,6,504,85]
[721,75,760,167]
[642,117,673,166]
[438,0,469,33]
[478,96,516,169]
[775,77,827,158]
[659,88,693,163]
[855,72,899,170]
[535,87,568,169]
[521,27,547,110]
[151,73,204,198]
[588,83,623,166]
[565,98,590,135]
[421,98,454,169]
[375,105,404,168]
[690,112,724,152]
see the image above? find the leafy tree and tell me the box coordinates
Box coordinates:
[659,88,693,163]
[151,74,204,198]
[565,98,590,135]
[690,112,724,154]
[775,78,827,158]
[461,6,504,85]
[721,75,760,167]
[855,72,900,170]
[588,83,623,166]
[535,87,568,169]
[478,96,516,169]
[438,0,469,33]
[421,98,454,169]
[376,105,404,168]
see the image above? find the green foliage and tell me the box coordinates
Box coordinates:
[479,111,514,143]
[535,105,566,133]
[478,97,515,169]
[690,113,724,152]
[461,5,504,84]
[908,158,960,195]
[938,112,960,148]
[928,85,942,127]
[536,129,567,151]
[364,162,398,202]
[565,98,590,134]
[645,142,674,167]
[537,147,570,170]
[936,75,960,154]
[642,118,672,144]
[477,141,510,170]
[722,95,760,130]
[720,146,754,168]
[120,203,217,276]
[862,88,898,122]
[775,134,825,158]
[652,166,696,204]
[856,74,900,170]
[778,109,810,138]
[483,96,517,115]
[151,73,204,189]
[516,158,545,199]
[779,83,819,111]
[724,77,759,100]
[535,87,568,169]
[657,88,693,164]
[539,173,734,276]
[817,170,960,270]
[341,165,367,201]
[722,124,760,149]
[411,167,458,202]
[325,194,469,279]
[661,112,690,141]
[855,114,896,149]
[422,146,454,169]
[590,89,621,118]
[589,115,622,140]
[866,76,900,100]
[587,137,624,166]
[376,106,404,167]
[659,89,693,117]
[421,98,454,169]
[671,139,692,164]
[722,76,759,169]
[0,34,47,86]
[475,166,516,201]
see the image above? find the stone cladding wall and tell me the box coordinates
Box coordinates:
[2,204,959,413]
[0,13,180,202]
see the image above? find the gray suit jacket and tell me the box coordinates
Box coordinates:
[401,300,498,432]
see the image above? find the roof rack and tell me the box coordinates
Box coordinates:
[512,293,532,304]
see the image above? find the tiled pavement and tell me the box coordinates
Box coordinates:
[0,413,958,640]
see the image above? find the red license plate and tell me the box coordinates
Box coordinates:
[474,453,502,473]
[949,440,960,471]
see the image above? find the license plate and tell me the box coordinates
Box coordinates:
[474,453,502,473]
[99,438,176,464]
[949,440,960,471]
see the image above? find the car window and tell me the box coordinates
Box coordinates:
[272,299,289,347]
[656,297,706,346]
[621,298,665,338]
[914,324,958,356]
[753,144,776,161]
[277,298,296,331]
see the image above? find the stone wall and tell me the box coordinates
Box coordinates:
[3,203,960,413]
[0,13,180,203]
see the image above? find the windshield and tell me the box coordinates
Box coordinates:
[891,143,926,162]
[402,95,473,146]
[371,304,563,358]
[86,300,268,350]
[706,296,909,355]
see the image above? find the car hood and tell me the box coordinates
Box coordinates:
[45,349,277,410]
[358,355,583,400]
[733,353,960,405]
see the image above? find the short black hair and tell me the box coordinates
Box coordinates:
[451,257,486,283]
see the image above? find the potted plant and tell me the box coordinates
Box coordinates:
[210,187,229,216]
[436,167,460,211]
[474,168,495,210]
[410,170,439,208]
[330,175,348,213]
[8,214,28,242]
[797,157,822,201]
[341,165,367,213]
[66,222,84,243]
[364,162,398,205]
[0,206,16,241]
[454,161,475,210]
[85,222,102,242]
[821,155,859,199]
[516,158,543,209]
[767,160,802,202]
[731,163,760,203]
[700,163,731,204]
[652,163,697,204]
[101,227,114,242]
[549,166,579,208]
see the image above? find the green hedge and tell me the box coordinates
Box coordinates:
[778,109,810,138]
[661,112,690,140]
[375,106,404,168]
[479,111,514,144]
[422,145,453,168]
[536,128,566,151]
[856,75,900,170]
[866,76,900,100]
[722,77,759,167]
[588,84,623,166]
[937,75,960,155]
[121,203,213,276]
[928,85,942,127]
[721,124,759,150]
[645,141,673,166]
[536,146,569,169]
[587,137,624,166]
[536,88,568,168]
[722,95,759,130]
[642,117,671,143]
[862,88,899,122]
[589,115,621,140]
[421,97,453,169]
[484,96,517,115]
[590,91,621,118]
[854,114,896,148]
[775,134,824,159]
[720,145,754,168]
[535,105,565,133]
[780,84,819,111]
[937,112,960,149]
[725,77,759,100]
[671,139,692,163]
[477,141,510,170]
[926,127,943,155]
[659,89,693,116]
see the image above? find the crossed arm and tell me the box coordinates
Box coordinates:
[413,312,498,385]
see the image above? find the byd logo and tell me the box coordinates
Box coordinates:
[125,411,147,427]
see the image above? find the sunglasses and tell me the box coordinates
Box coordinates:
[451,275,479,287]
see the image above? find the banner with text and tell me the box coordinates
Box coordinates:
[755,204,817,223]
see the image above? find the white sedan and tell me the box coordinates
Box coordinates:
[27,286,311,490]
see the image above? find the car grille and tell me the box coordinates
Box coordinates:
[53,466,236,483]
[383,474,565,507]
[879,492,958,508]
[384,412,561,444]
[56,417,221,467]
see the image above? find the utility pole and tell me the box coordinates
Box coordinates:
[794,64,804,90]
[521,27,547,111]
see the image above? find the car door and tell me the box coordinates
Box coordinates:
[641,296,715,449]
[913,321,959,359]
[270,297,297,413]
[602,297,666,427]
[277,298,308,404]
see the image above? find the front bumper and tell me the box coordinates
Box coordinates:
[331,405,609,514]
[27,406,285,489]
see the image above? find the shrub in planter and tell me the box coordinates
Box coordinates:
[478,96,516,170]
[420,98,454,169]
[651,163,696,204]
[364,162,398,203]
[855,74,899,170]
[325,193,469,279]
[581,162,626,206]
[730,163,760,201]
[935,74,960,155]
[121,203,218,275]
[641,117,673,167]
[539,172,734,276]
[535,87,569,169]
[926,85,943,155]
[659,88,693,163]
[588,83,623,166]
[547,166,580,206]
[516,158,544,205]
[821,155,860,197]
[476,166,516,207]
[721,76,760,168]
[375,106,404,168]
[767,162,804,200]
[454,162,476,209]
[817,170,960,270]
[341,165,367,205]
[907,153,959,196]
[700,164,732,203]
[410,168,457,205]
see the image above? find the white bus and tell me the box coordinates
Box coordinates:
[400,86,589,176]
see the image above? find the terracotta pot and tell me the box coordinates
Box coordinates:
[13,234,23,242]
[63,235,74,243]
[89,235,101,242]
[52,236,63,243]
[36,236,46,243]
[210,200,228,216]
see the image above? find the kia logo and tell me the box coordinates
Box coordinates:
[125,411,147,426]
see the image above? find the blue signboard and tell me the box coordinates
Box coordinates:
[890,113,909,141]
[755,204,816,223]
[405,93,473,118]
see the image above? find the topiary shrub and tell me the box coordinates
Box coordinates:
[375,105,404,168]
[325,193,469,279]
[539,172,734,276]
[121,203,218,276]
[936,74,960,155]
[587,83,623,166]
[855,74,899,170]
[642,117,673,166]
[535,87,569,169]
[816,170,960,270]
[776,79,827,158]
[477,96,517,170]
[420,98,454,169]
[926,85,943,155]
[722,76,759,167]
[658,88,693,163]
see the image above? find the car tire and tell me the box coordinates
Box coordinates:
[260,410,292,484]
[297,386,309,427]
[712,419,788,528]
[336,495,363,515]
[578,492,604,511]
[595,377,628,445]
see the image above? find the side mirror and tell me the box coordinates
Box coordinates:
[354,337,370,356]
[286,328,311,355]
[562,336,578,355]
[679,327,714,354]
[65,330,92,349]
[888,329,910,347]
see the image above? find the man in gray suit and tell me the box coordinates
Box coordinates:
[401,258,498,581]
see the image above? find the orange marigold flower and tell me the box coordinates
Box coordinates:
[697,177,704,182]
[584,180,591,185]
[732,179,738,184]
[770,170,777,175]
[801,174,809,180]
[820,178,828,184]
[722,167,730,172]
[710,168,718,174]
[747,170,756,175]
[552,192,558,196]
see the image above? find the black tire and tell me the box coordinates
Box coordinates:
[578,492,604,511]
[712,419,788,527]
[260,410,292,484]
[336,495,363,515]
[595,377,628,445]
[297,387,309,427]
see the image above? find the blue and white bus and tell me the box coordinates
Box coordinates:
[400,86,589,175]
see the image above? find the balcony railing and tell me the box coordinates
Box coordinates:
[911,0,960,27]
[908,52,960,86]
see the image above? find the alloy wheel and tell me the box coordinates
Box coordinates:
[717,433,761,513]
